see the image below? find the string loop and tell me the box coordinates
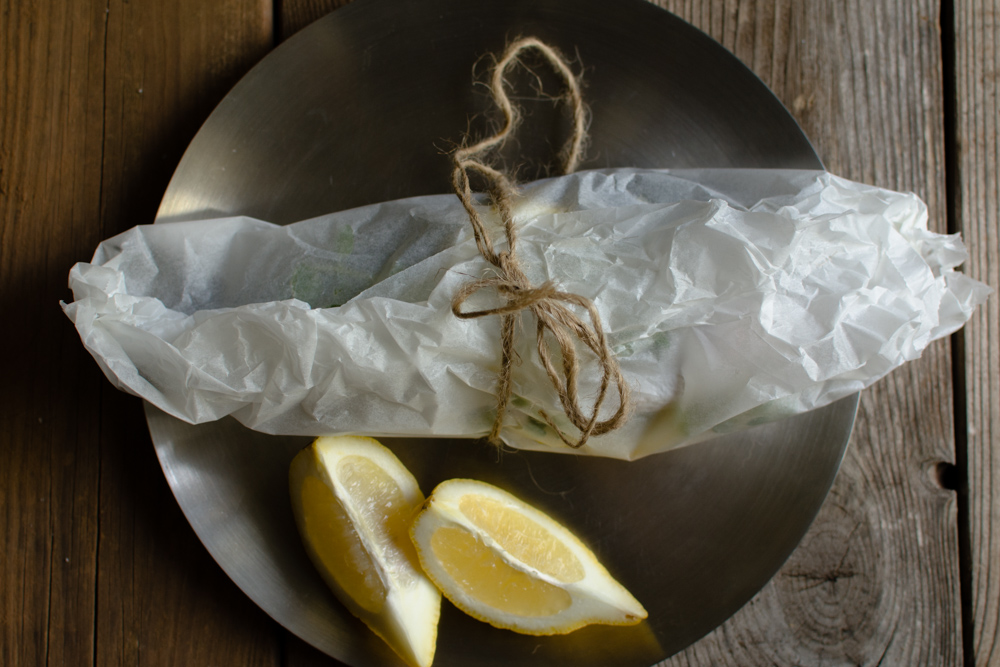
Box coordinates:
[450,37,631,449]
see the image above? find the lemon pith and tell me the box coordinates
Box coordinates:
[289,436,441,667]
[337,455,423,588]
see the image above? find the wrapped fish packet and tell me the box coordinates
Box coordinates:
[63,168,989,460]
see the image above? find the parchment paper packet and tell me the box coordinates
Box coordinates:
[63,168,990,460]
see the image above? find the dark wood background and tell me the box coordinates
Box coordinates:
[2,0,997,665]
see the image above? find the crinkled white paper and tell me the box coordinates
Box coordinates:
[63,169,990,460]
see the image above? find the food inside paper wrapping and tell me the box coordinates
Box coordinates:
[62,168,990,460]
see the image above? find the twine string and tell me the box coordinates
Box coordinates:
[450,37,631,449]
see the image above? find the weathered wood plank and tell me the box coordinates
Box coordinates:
[650,1,962,664]
[278,0,352,42]
[0,0,279,665]
[93,0,278,661]
[953,0,1000,664]
[0,1,108,665]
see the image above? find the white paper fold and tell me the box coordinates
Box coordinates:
[63,169,990,459]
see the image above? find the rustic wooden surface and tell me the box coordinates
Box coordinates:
[955,0,1000,664]
[1,0,996,665]
[657,1,964,665]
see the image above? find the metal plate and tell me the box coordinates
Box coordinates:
[149,0,858,665]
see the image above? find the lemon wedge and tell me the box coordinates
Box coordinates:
[289,436,441,667]
[409,478,647,635]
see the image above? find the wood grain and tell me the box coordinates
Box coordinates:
[649,1,963,664]
[1,1,108,664]
[94,1,278,663]
[0,0,278,665]
[278,0,353,42]
[953,0,1000,664]
[1,0,982,665]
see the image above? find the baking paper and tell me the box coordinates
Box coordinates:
[63,169,990,459]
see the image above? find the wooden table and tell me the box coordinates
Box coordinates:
[2,0,997,665]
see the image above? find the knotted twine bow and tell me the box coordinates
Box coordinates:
[450,37,632,449]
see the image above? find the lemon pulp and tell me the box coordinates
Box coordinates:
[458,495,584,583]
[430,526,573,616]
[298,473,386,612]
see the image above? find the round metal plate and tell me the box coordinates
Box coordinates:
[149,0,857,665]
